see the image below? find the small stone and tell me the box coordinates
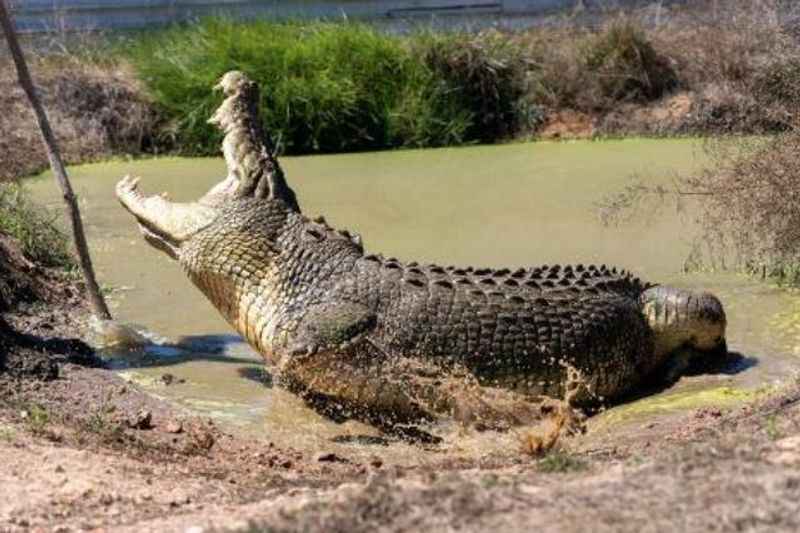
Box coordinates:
[160,373,175,385]
[370,458,383,469]
[55,464,65,473]
[191,429,215,450]
[128,409,153,430]
[164,421,183,434]
[316,452,349,463]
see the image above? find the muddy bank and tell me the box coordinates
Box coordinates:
[4,327,800,532]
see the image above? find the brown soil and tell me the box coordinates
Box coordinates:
[2,234,800,532]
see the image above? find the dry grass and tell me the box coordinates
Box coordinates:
[685,134,800,284]
[0,56,155,181]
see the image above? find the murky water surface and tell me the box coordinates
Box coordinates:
[30,139,799,461]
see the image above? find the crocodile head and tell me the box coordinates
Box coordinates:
[116,70,298,262]
[115,175,229,260]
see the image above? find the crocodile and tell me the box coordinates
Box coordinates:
[116,71,727,430]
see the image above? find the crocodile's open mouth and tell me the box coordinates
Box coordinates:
[116,175,220,260]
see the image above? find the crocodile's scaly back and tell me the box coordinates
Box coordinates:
[116,71,728,429]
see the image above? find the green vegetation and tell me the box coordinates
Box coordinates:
[537,450,587,473]
[125,19,537,155]
[0,184,73,268]
[22,403,50,435]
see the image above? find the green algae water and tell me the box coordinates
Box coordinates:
[29,139,800,461]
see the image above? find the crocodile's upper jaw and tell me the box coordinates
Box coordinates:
[116,175,222,260]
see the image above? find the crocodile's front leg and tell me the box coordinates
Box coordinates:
[273,301,435,426]
[278,304,581,432]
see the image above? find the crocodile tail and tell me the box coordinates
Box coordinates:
[640,285,727,358]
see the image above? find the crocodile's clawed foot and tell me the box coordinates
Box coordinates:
[289,344,319,358]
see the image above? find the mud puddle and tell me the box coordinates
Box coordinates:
[29,139,799,460]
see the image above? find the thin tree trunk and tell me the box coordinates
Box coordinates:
[0,0,112,320]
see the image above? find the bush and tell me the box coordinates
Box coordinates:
[395,30,537,146]
[126,19,535,155]
[128,19,410,154]
[683,134,800,284]
[0,184,73,269]
[583,20,677,106]
[521,19,676,114]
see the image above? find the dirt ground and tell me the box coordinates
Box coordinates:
[3,259,800,532]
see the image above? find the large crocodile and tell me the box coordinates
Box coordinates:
[116,71,727,430]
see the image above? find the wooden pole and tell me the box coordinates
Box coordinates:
[0,0,112,320]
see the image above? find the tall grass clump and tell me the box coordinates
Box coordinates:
[584,20,677,105]
[0,184,73,268]
[395,30,538,147]
[523,18,676,114]
[127,19,535,155]
[128,19,410,154]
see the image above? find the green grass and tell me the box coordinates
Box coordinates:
[22,403,50,435]
[537,450,587,473]
[125,19,536,156]
[0,184,73,268]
